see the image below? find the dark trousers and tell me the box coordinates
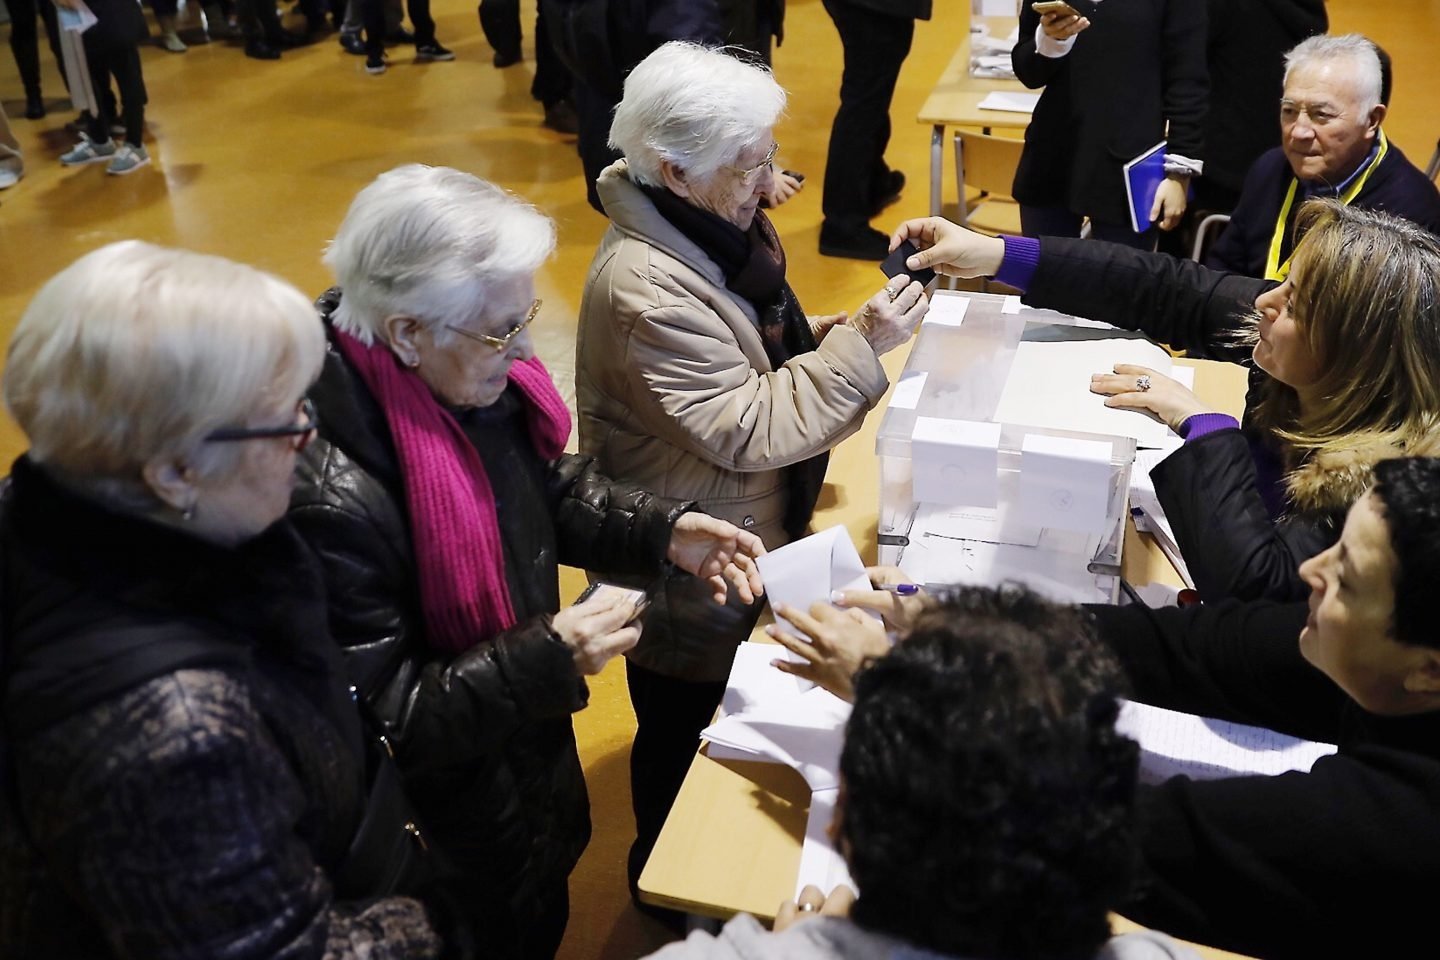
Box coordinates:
[237,0,324,42]
[363,0,435,55]
[7,0,64,97]
[574,80,619,214]
[477,0,571,106]
[624,658,728,895]
[81,10,147,147]
[820,0,913,230]
[148,0,180,20]
[1020,204,1156,251]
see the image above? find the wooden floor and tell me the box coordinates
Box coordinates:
[1,2,1435,957]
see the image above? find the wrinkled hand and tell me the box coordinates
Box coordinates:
[852,279,928,356]
[809,311,849,344]
[1040,11,1090,40]
[552,592,643,675]
[1149,176,1189,232]
[889,218,1006,279]
[1090,363,1212,432]
[668,512,766,605]
[766,167,804,207]
[831,566,928,633]
[767,601,890,703]
[774,884,856,931]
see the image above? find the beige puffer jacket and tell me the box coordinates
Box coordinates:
[576,160,890,680]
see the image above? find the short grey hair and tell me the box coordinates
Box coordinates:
[1284,34,1384,115]
[324,164,556,346]
[4,240,324,507]
[609,42,787,189]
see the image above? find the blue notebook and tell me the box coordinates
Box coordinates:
[1123,141,1168,234]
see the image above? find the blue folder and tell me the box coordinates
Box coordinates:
[1123,141,1169,234]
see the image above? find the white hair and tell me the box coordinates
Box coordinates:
[608,42,787,189]
[323,164,556,346]
[4,240,324,506]
[1284,34,1383,115]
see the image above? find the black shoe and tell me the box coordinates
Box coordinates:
[492,47,521,68]
[414,41,454,62]
[24,93,45,120]
[870,169,905,217]
[244,39,282,59]
[386,26,415,44]
[338,31,365,54]
[542,99,579,135]
[819,221,890,260]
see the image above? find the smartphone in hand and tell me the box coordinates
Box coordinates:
[880,240,937,288]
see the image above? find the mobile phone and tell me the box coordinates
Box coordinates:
[1032,1,1080,16]
[576,582,651,622]
[880,239,937,288]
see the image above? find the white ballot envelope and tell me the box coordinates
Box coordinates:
[1018,434,1113,533]
[756,526,873,639]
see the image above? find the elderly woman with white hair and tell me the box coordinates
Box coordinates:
[289,163,764,960]
[0,242,442,958]
[574,41,929,912]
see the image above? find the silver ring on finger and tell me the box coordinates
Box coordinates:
[886,285,903,301]
[1135,375,1151,392]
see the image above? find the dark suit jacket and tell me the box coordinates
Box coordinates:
[1206,141,1440,277]
[1011,0,1208,227]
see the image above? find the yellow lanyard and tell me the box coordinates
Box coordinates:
[1264,130,1389,281]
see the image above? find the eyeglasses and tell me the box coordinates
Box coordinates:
[722,143,780,187]
[205,397,318,452]
[1280,99,1345,127]
[446,299,542,353]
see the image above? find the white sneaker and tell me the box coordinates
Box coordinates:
[60,135,116,166]
[0,167,21,190]
[107,143,151,176]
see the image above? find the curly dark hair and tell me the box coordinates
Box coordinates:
[839,583,1139,960]
[1371,457,1440,650]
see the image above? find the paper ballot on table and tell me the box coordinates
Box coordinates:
[1019,434,1113,533]
[994,339,1174,446]
[977,91,1041,114]
[1116,699,1337,785]
[795,788,856,900]
[756,526,873,640]
[911,417,1001,508]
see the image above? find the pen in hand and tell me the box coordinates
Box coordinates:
[878,582,920,596]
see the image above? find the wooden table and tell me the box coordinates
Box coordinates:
[637,331,1255,958]
[916,15,1031,216]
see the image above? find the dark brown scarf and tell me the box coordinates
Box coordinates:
[645,185,828,539]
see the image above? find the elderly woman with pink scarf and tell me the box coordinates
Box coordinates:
[289,164,764,960]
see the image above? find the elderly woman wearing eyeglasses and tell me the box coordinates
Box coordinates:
[574,41,930,912]
[289,163,765,960]
[0,241,444,959]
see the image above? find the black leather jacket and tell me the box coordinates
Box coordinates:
[289,319,691,950]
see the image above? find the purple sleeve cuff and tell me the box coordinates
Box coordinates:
[993,235,1041,292]
[1179,412,1240,440]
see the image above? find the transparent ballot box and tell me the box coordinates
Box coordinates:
[875,291,1136,604]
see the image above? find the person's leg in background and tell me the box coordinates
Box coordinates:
[573,81,620,214]
[359,0,388,72]
[1087,219,1155,251]
[0,101,24,190]
[818,0,914,260]
[478,0,521,66]
[405,0,452,60]
[148,0,187,52]
[531,7,575,133]
[624,658,727,923]
[339,0,400,53]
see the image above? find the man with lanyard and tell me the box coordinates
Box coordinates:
[1207,33,1440,280]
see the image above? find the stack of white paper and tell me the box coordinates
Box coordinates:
[977,91,1040,114]
[700,642,857,899]
[1130,445,1193,588]
[1116,699,1337,785]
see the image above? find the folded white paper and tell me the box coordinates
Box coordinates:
[755,526,873,640]
[888,370,928,410]
[911,417,1001,507]
[1116,699,1337,785]
[923,293,970,328]
[795,788,856,900]
[977,91,1040,114]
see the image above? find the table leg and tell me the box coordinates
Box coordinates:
[930,123,944,217]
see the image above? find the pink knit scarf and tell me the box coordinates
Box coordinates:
[334,330,571,654]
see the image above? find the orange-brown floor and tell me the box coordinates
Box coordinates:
[1,2,1435,957]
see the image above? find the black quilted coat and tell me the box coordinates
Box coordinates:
[289,303,692,957]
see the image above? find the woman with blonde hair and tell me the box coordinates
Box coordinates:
[0,242,442,958]
[891,200,1440,602]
